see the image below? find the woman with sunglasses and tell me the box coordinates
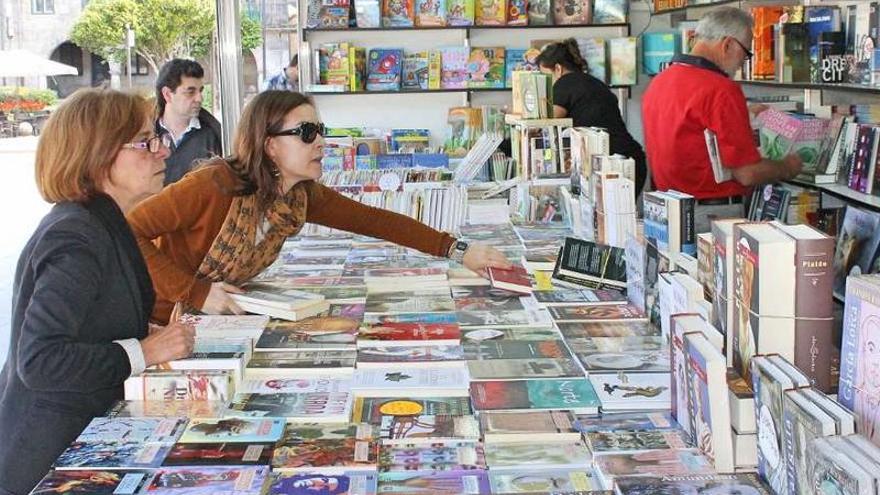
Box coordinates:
[128,91,511,323]
[0,89,195,495]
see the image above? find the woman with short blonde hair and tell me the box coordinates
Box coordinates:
[0,88,195,494]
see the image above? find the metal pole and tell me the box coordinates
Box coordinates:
[125,24,133,89]
[215,0,244,153]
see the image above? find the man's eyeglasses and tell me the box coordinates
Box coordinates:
[123,134,172,153]
[730,37,753,60]
[270,122,326,144]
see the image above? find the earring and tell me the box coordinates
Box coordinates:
[271,164,281,178]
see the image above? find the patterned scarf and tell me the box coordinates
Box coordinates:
[196,184,308,285]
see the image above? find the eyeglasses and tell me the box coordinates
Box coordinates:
[270,122,326,144]
[122,134,172,153]
[730,37,753,61]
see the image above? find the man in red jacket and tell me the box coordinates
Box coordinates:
[642,7,802,232]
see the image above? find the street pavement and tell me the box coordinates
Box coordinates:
[0,137,50,369]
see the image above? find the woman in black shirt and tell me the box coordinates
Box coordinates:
[537,39,647,194]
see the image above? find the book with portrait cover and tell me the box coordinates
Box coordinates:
[377,470,491,493]
[144,466,270,495]
[731,223,796,383]
[831,206,880,299]
[379,414,480,444]
[684,332,734,473]
[178,418,286,444]
[839,274,880,446]
[268,470,378,495]
[593,449,714,487]
[470,378,599,413]
[357,322,461,346]
[750,355,809,494]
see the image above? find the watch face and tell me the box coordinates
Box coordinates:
[456,241,469,251]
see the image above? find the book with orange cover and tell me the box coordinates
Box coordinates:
[751,6,784,80]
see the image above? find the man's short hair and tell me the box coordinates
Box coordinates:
[695,7,753,44]
[155,58,205,115]
[289,54,298,68]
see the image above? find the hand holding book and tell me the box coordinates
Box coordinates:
[140,321,195,367]
[201,281,246,315]
[462,243,512,278]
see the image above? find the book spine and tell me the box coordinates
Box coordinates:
[679,197,696,256]
[838,279,864,410]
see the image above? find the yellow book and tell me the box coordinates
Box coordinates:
[428,50,442,89]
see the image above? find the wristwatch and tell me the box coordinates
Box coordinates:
[447,239,469,263]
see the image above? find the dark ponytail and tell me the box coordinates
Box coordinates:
[535,38,588,73]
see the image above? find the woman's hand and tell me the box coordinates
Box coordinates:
[200,282,245,315]
[141,322,195,367]
[462,243,512,278]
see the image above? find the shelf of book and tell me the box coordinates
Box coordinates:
[787,178,880,212]
[737,79,880,95]
[651,0,743,15]
[307,86,633,95]
[304,23,630,32]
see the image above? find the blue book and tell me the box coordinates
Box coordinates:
[642,32,680,75]
[366,49,403,91]
[377,154,413,169]
[412,153,449,168]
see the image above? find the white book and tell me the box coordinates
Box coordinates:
[180,314,269,341]
[231,288,325,311]
[351,367,471,397]
[589,372,671,411]
[233,299,329,322]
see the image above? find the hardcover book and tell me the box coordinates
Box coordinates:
[807,437,875,495]
[415,0,446,25]
[446,0,475,25]
[470,378,599,413]
[382,0,415,25]
[592,0,626,23]
[553,0,590,24]
[832,206,880,299]
[782,389,838,495]
[475,0,505,25]
[366,49,403,91]
[711,218,747,365]
[440,47,469,89]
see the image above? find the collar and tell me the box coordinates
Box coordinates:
[670,54,729,78]
[158,115,202,145]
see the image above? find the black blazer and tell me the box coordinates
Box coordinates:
[0,195,154,494]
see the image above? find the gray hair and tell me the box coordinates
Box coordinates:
[695,7,753,43]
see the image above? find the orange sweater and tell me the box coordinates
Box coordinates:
[128,164,456,324]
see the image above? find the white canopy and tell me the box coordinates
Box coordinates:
[0,49,78,78]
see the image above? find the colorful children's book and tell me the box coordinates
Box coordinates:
[475,0,506,25]
[382,0,415,26]
[578,38,607,82]
[527,0,552,25]
[307,0,351,28]
[553,0,590,24]
[467,47,506,88]
[608,37,637,86]
[403,52,431,90]
[446,0,475,25]
[416,0,447,25]
[366,49,403,91]
[504,48,539,87]
[355,0,382,26]
[507,0,527,25]
[440,47,469,89]
[592,0,627,23]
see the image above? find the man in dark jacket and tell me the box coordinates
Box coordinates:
[155,59,223,185]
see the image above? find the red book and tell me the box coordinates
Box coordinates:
[358,322,461,346]
[488,265,533,294]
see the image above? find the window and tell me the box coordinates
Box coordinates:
[123,54,150,76]
[31,0,54,14]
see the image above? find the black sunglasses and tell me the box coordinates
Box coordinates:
[730,37,753,61]
[270,122,326,144]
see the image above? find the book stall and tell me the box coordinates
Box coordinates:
[25,0,880,494]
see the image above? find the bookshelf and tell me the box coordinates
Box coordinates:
[787,178,880,212]
[296,3,633,145]
[737,79,880,96]
[651,0,745,15]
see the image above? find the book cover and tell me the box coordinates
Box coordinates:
[163,442,274,466]
[376,470,491,493]
[467,47,506,88]
[273,436,376,471]
[226,392,351,421]
[255,317,359,350]
[467,357,583,380]
[366,49,403,91]
[268,470,379,495]
[840,275,880,445]
[554,237,627,288]
[557,320,657,338]
[782,389,838,495]
[446,0,475,25]
[585,430,689,453]
[592,0,626,24]
[440,47,469,89]
[553,0,590,24]
[144,466,269,495]
[832,206,880,299]
[474,0,505,25]
[470,379,599,412]
[352,367,470,396]
[684,332,735,473]
[54,441,171,470]
[106,400,226,419]
[571,411,677,433]
[549,304,645,322]
[589,372,671,411]
[357,322,461,343]
[378,441,486,471]
[575,349,669,373]
[731,223,797,382]
[352,396,473,424]
[608,37,637,86]
[454,296,527,312]
[488,265,532,294]
[76,417,186,445]
[464,339,571,360]
[507,0,527,25]
[379,414,480,443]
[357,344,464,365]
[579,37,608,82]
[402,52,430,90]
[179,418,285,444]
[31,470,152,494]
[484,442,591,469]
[382,0,415,25]
[489,467,602,493]
[526,0,551,25]
[480,410,578,438]
[614,474,771,494]
[124,370,233,402]
[593,449,714,481]
[415,0,446,25]
[807,438,875,495]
